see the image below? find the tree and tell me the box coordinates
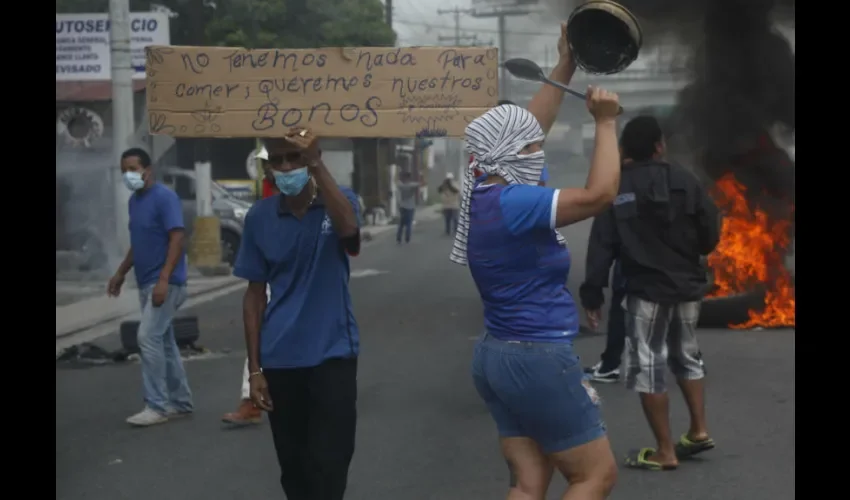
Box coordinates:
[56,0,396,48]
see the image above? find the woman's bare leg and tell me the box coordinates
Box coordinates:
[501,437,555,500]
[549,436,618,500]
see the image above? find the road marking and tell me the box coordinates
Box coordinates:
[350,269,388,279]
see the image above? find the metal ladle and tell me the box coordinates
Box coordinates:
[503,58,624,115]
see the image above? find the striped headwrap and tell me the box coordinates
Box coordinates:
[450,105,566,266]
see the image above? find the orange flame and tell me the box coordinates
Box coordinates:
[706,174,795,328]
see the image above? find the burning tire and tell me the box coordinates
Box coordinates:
[698,290,766,329]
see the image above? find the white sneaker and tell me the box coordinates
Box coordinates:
[126,407,169,427]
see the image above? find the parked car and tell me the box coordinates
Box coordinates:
[159,167,251,266]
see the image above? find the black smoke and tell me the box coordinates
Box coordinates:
[550,0,795,208]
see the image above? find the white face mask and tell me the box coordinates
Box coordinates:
[516,150,546,182]
[123,171,145,191]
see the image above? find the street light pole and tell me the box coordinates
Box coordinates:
[109,0,134,255]
[187,0,223,271]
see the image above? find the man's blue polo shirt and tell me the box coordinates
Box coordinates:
[233,188,361,369]
[128,183,187,287]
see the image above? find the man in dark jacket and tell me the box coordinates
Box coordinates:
[579,115,721,471]
[581,259,626,383]
[581,154,635,384]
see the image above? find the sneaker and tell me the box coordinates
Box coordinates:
[584,362,621,384]
[126,407,169,427]
[583,362,603,374]
[166,407,194,419]
[221,399,263,427]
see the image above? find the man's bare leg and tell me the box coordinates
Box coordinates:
[501,437,554,500]
[639,392,678,467]
[677,378,709,440]
[549,436,618,500]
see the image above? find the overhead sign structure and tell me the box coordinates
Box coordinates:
[471,0,540,7]
[145,45,500,138]
[56,12,171,81]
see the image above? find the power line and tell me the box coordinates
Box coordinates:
[393,18,545,37]
[436,7,477,46]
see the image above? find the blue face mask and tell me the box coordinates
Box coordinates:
[123,171,145,191]
[273,168,310,196]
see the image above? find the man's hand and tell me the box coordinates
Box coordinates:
[284,127,321,169]
[585,308,602,331]
[107,273,125,297]
[151,279,169,307]
[249,372,273,411]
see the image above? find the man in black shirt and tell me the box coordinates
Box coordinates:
[581,259,626,383]
[580,116,721,471]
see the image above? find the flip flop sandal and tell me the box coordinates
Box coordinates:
[624,448,678,471]
[675,434,716,459]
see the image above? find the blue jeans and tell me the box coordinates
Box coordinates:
[443,208,458,235]
[137,283,193,414]
[472,333,606,454]
[396,208,415,243]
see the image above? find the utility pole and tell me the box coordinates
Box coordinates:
[436,6,476,45]
[472,5,533,100]
[436,7,487,185]
[382,0,394,219]
[188,0,223,271]
[109,0,133,255]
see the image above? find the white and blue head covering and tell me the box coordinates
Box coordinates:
[450,105,566,266]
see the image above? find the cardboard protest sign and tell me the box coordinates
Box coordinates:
[145,45,499,138]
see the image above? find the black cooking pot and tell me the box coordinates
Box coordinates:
[567,0,643,75]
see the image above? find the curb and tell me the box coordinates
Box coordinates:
[55,277,241,340]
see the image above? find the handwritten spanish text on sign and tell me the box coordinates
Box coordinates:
[145,45,499,138]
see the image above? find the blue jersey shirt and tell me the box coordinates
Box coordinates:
[233,188,361,369]
[467,183,579,342]
[127,183,187,287]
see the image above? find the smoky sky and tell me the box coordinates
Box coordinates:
[548,0,795,206]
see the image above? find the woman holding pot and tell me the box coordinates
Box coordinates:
[454,23,622,500]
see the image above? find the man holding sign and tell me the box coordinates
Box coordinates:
[233,127,361,499]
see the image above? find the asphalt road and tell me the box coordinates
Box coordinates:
[56,216,795,500]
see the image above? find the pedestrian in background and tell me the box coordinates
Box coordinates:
[581,259,627,383]
[438,173,460,235]
[107,147,193,427]
[234,128,361,499]
[580,153,633,384]
[396,171,419,244]
[222,146,275,427]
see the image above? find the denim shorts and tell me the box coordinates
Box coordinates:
[471,333,606,454]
